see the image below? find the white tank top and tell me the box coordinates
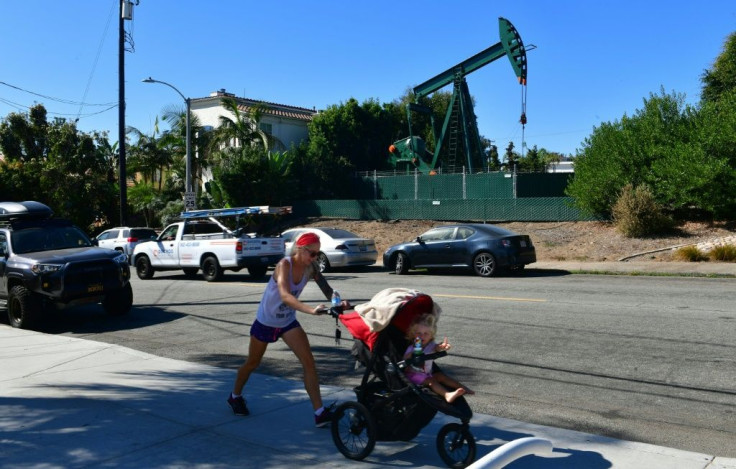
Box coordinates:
[255,257,309,328]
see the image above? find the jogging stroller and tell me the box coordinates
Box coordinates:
[329,288,475,468]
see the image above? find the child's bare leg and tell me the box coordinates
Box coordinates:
[425,377,466,403]
[434,372,474,395]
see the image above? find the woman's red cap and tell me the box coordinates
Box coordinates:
[296,232,320,246]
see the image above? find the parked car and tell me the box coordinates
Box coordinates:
[93,227,158,262]
[281,227,378,272]
[382,223,536,277]
[0,201,133,329]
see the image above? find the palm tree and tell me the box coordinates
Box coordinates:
[212,97,270,152]
[162,104,212,197]
[126,117,174,191]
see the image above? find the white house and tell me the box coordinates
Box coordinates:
[190,89,317,152]
[190,89,318,186]
[546,160,574,173]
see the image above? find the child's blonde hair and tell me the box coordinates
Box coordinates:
[407,313,438,340]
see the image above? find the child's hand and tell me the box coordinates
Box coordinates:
[437,337,451,352]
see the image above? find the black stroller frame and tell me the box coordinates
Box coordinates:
[329,293,476,468]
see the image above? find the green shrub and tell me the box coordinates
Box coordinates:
[673,245,709,262]
[612,184,673,237]
[709,244,736,262]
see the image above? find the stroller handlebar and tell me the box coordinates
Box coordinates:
[328,305,344,318]
[315,305,344,318]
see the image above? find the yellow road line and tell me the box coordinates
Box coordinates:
[432,293,546,303]
[231,285,546,303]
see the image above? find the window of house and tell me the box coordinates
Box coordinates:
[259,123,272,135]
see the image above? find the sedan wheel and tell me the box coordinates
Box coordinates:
[317,253,330,273]
[473,252,497,277]
[394,252,409,275]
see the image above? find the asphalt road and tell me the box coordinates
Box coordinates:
[24,266,736,458]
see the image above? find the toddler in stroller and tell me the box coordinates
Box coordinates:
[403,312,474,404]
[329,288,476,468]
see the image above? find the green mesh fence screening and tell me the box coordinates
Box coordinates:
[354,171,571,200]
[291,198,593,222]
[516,173,572,197]
[293,172,587,221]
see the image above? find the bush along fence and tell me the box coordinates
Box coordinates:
[291,170,594,222]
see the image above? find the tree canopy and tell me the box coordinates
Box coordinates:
[0,104,117,229]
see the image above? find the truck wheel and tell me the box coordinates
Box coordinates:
[248,265,267,279]
[103,282,133,315]
[202,256,223,282]
[135,255,155,279]
[8,285,40,329]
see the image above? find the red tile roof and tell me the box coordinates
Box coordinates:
[192,93,317,122]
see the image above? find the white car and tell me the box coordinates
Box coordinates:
[281,227,377,272]
[93,227,158,262]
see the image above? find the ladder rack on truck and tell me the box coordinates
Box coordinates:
[178,206,292,219]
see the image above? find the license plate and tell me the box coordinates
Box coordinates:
[87,283,103,293]
[520,241,527,247]
[261,257,269,262]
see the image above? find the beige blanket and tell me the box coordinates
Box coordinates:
[353,287,441,332]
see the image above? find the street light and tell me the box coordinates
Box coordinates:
[142,77,193,210]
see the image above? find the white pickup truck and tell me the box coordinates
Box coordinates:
[131,206,288,282]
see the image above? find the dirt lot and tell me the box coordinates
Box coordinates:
[289,218,736,262]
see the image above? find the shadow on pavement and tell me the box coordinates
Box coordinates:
[29,304,185,334]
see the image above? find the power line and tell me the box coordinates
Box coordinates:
[0,80,116,107]
[0,96,117,119]
[76,0,118,121]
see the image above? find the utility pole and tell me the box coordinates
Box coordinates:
[118,1,135,226]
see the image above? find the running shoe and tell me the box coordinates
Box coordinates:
[227,395,250,416]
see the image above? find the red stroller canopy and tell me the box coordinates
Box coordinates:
[340,293,434,351]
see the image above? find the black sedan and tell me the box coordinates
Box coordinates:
[382,224,536,277]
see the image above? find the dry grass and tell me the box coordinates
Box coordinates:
[673,246,709,262]
[710,244,736,262]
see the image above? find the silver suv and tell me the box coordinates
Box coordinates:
[93,227,158,262]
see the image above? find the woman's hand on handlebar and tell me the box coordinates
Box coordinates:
[314,300,350,317]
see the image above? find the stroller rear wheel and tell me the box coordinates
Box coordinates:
[331,401,377,461]
[436,422,476,468]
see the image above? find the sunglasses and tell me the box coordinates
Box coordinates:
[301,247,319,258]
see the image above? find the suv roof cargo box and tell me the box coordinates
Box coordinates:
[0,201,54,221]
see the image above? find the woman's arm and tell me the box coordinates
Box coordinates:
[312,266,333,300]
[313,267,352,308]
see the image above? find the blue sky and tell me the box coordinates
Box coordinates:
[1,1,734,158]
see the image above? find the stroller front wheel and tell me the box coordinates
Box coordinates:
[436,422,476,468]
[331,401,377,461]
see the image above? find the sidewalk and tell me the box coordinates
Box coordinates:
[1,327,734,469]
[530,260,736,276]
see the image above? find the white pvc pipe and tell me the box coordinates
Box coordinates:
[465,437,553,469]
